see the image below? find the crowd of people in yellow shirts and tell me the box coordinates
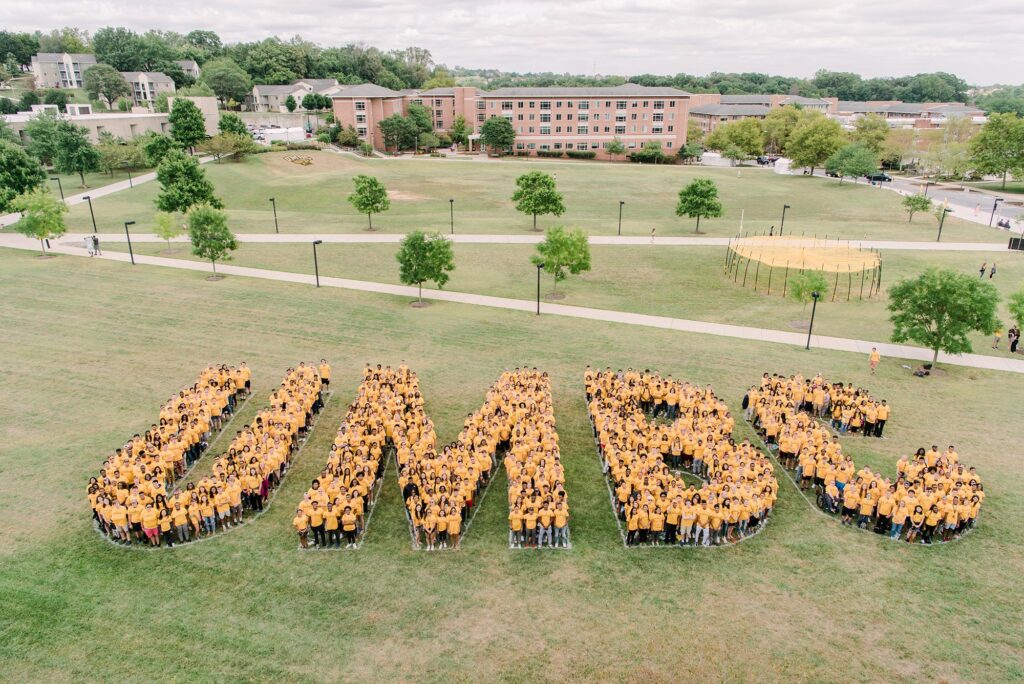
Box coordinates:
[89,362,325,547]
[585,367,778,547]
[746,373,984,543]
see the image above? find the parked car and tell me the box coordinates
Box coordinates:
[865,172,892,182]
[825,170,840,178]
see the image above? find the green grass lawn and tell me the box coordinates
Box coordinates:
[967,180,1024,196]
[46,167,148,198]
[99,239,1024,360]
[1,248,1022,682]
[61,150,1009,243]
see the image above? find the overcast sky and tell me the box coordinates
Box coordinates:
[3,0,1021,84]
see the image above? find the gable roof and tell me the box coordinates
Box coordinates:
[689,104,770,116]
[329,83,405,98]
[33,52,97,64]
[780,95,829,106]
[293,78,339,91]
[253,84,303,96]
[120,71,174,84]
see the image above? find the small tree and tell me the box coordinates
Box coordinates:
[169,98,207,154]
[358,141,374,157]
[53,122,100,187]
[531,226,591,296]
[284,95,296,112]
[188,204,237,276]
[11,187,67,255]
[418,132,440,151]
[722,144,747,166]
[787,271,829,311]
[824,142,878,184]
[479,116,515,154]
[156,149,222,213]
[83,63,130,108]
[512,171,565,231]
[0,140,46,212]
[337,125,360,147]
[154,211,184,252]
[1008,288,1024,328]
[449,115,469,147]
[218,112,248,136]
[202,132,256,162]
[903,194,932,223]
[888,268,1000,367]
[396,230,456,303]
[606,138,625,162]
[675,178,724,233]
[348,174,390,230]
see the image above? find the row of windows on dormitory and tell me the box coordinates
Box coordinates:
[496,100,676,110]
[507,125,672,135]
[496,112,674,122]
[515,140,675,151]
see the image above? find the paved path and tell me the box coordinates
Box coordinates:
[50,231,1012,252]
[4,232,1023,374]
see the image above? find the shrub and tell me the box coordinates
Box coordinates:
[566,150,596,160]
[537,150,564,158]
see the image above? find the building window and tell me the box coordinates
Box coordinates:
[669,113,675,120]
[654,100,665,110]
[528,143,536,149]
[435,110,442,118]
[517,101,524,108]
[556,126,562,133]
[669,100,676,107]
[528,126,534,133]
[412,99,423,105]
[616,100,626,109]
[556,101,562,108]
[577,125,588,134]
[357,127,367,136]
[666,142,673,148]
[356,114,367,124]
[577,143,588,151]
[616,114,626,123]
[590,143,600,149]
[517,114,524,121]
[355,101,366,111]
[502,101,513,110]
[540,144,550,150]
[567,114,573,121]
[578,101,589,110]
[631,113,638,120]
[603,126,610,133]
[540,101,551,110]
[554,143,562,149]
[642,113,648,120]
[516,143,525,149]
[615,125,626,134]
[652,126,662,134]
[434,99,443,106]
[643,101,649,107]
[540,126,551,135]
[477,113,485,122]
[653,113,663,122]
[529,101,535,108]
[556,114,562,121]
[628,142,637,149]
[667,125,674,132]
[578,113,589,122]
[567,101,573,108]
[632,101,639,107]
[540,113,551,122]
[477,100,485,109]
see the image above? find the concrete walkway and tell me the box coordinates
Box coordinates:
[4,232,1023,374]
[50,231,1012,252]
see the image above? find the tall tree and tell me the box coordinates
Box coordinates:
[347,174,390,230]
[0,140,46,212]
[888,268,1000,366]
[512,171,565,231]
[53,122,100,187]
[479,116,515,153]
[155,149,222,213]
[188,204,237,276]
[969,112,1024,189]
[218,112,248,136]
[11,187,67,255]
[850,114,890,154]
[377,114,416,151]
[285,95,297,112]
[406,102,433,135]
[395,230,456,303]
[762,107,801,154]
[786,112,845,175]
[686,119,705,147]
[168,98,207,153]
[824,142,878,183]
[200,57,252,104]
[902,194,932,222]
[23,111,61,167]
[449,115,469,147]
[92,27,145,71]
[142,133,177,167]
[531,226,591,296]
[675,178,724,233]
[705,118,764,157]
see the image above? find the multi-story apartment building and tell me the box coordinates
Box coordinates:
[30,52,97,88]
[332,83,693,157]
[687,93,832,134]
[829,101,987,128]
[247,79,347,112]
[175,59,201,80]
[121,72,176,108]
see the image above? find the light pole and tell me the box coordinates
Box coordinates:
[618,200,624,236]
[449,198,454,234]
[923,181,933,197]
[936,207,951,242]
[312,239,323,288]
[805,291,820,350]
[83,195,97,233]
[989,197,1004,227]
[124,220,136,265]
[269,197,279,233]
[780,204,791,236]
[126,167,133,188]
[50,177,64,201]
[536,262,544,315]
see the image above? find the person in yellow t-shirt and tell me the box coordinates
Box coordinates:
[324,503,341,548]
[509,506,524,548]
[293,509,309,549]
[869,347,880,374]
[552,502,569,548]
[341,507,358,548]
[141,503,161,546]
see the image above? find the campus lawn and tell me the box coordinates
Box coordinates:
[61,150,1008,242]
[967,180,1024,196]
[45,167,148,198]
[1,248,1022,683]
[99,239,1024,360]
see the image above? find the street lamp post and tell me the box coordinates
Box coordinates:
[989,197,1004,228]
[312,239,323,288]
[126,167,133,188]
[937,207,951,242]
[536,262,544,315]
[923,181,932,197]
[83,195,97,233]
[269,197,279,233]
[805,291,820,350]
[50,177,64,201]
[124,220,136,265]
[449,198,454,234]
[618,200,624,236]
[780,204,791,236]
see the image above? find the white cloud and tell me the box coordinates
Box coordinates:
[2,0,1020,83]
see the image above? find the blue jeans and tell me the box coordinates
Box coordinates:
[553,526,567,546]
[538,525,551,546]
[890,522,904,539]
[203,515,217,533]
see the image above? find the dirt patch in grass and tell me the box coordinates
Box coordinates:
[388,189,430,201]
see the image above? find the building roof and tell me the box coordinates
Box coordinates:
[779,95,829,106]
[483,83,690,98]
[293,78,339,91]
[175,59,199,69]
[719,94,770,105]
[689,104,770,116]
[120,71,174,84]
[417,87,456,96]
[835,101,891,113]
[329,83,405,98]
[254,84,303,96]
[927,104,984,116]
[32,52,97,64]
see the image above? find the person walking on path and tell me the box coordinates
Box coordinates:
[1009,327,1019,354]
[651,228,656,244]
[979,262,987,278]
[989,262,996,279]
[869,347,881,374]
[92,234,101,256]
[992,327,1003,349]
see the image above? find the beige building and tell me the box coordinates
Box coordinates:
[247,79,345,112]
[121,72,176,108]
[4,109,170,143]
[175,59,201,79]
[30,52,97,89]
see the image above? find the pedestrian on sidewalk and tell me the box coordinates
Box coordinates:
[651,227,656,244]
[978,262,986,278]
[92,234,102,256]
[974,203,980,216]
[869,347,880,374]
[1008,327,1019,354]
[989,262,996,279]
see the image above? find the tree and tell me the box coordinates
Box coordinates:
[202,132,256,161]
[677,143,702,164]
[706,118,764,157]
[358,141,374,157]
[188,204,237,276]
[722,144,747,166]
[23,111,61,166]
[406,102,433,136]
[629,141,666,164]
[902,194,932,222]
[155,149,222,213]
[479,116,515,153]
[889,268,1000,366]
[395,230,456,303]
[418,132,440,150]
[686,119,705,148]
[200,57,251,104]
[675,178,724,233]
[10,187,67,255]
[19,90,40,110]
[449,115,469,147]
[0,140,46,212]
[970,113,1024,189]
[93,27,145,71]
[763,107,801,154]
[347,174,390,230]
[53,122,100,187]
[422,67,455,90]
[96,138,127,176]
[218,112,248,136]
[83,64,131,109]
[285,95,297,112]
[786,112,846,175]
[606,138,625,161]
[512,171,565,231]
[531,226,591,295]
[153,211,184,252]
[824,142,877,183]
[168,98,207,153]
[1008,288,1024,327]
[42,89,69,112]
[851,114,890,155]
[378,114,417,151]
[142,133,177,167]
[337,125,360,147]
[787,271,829,311]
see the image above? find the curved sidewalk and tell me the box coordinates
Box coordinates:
[4,233,1023,374]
